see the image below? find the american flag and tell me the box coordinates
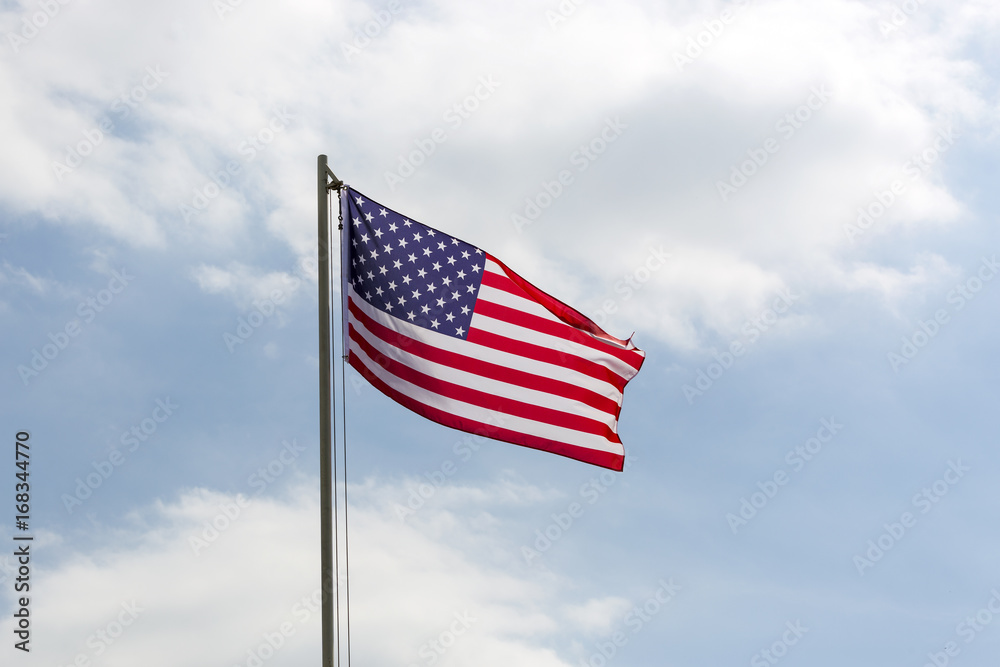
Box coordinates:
[341,187,644,471]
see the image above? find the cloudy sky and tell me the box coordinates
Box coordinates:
[2,0,999,665]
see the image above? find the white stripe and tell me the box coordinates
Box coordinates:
[349,289,624,403]
[477,280,558,322]
[351,337,623,455]
[350,308,619,428]
[482,259,642,352]
[471,310,640,383]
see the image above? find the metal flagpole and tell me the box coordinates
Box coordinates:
[317,155,343,667]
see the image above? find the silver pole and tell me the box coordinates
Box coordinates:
[317,154,335,667]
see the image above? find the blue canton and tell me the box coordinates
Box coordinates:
[345,188,485,340]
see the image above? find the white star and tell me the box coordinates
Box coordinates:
[393,259,402,269]
[354,196,365,206]
[398,237,408,248]
[402,275,412,285]
[351,238,357,248]
[430,319,440,329]
[413,232,423,242]
[421,304,430,314]
[383,243,393,254]
[466,285,475,293]
[360,233,370,243]
[370,249,378,260]
[417,268,427,278]
[456,270,466,280]
[364,212,374,222]
[475,248,482,254]
[407,311,416,321]
[374,227,384,238]
[460,305,470,315]
[366,270,374,280]
[442,276,452,286]
[472,264,481,272]
[398,295,407,305]
[379,208,388,217]
[426,282,436,292]
[437,241,446,251]
[364,290,372,299]
[408,253,417,263]
[427,229,436,237]
[436,297,446,308]
[455,326,465,336]
[451,238,460,245]
[447,256,456,265]
[432,262,441,271]
[388,222,398,232]
[411,289,421,299]
[445,312,455,322]
[379,265,388,275]
[375,286,384,297]
[451,291,461,300]
[403,219,412,227]
[385,302,393,311]
[423,247,432,257]
[461,250,470,259]
[388,280,397,290]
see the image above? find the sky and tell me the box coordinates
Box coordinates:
[1,0,999,665]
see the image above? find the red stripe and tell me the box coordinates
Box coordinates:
[350,323,619,441]
[474,297,644,372]
[349,298,620,416]
[466,327,628,393]
[485,254,642,353]
[349,352,625,471]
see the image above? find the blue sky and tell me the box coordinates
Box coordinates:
[2,0,1000,665]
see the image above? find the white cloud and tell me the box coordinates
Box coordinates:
[1,477,632,667]
[191,262,304,310]
[0,0,994,348]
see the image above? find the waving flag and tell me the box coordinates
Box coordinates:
[341,187,644,470]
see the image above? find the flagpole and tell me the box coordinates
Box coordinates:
[317,154,341,667]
